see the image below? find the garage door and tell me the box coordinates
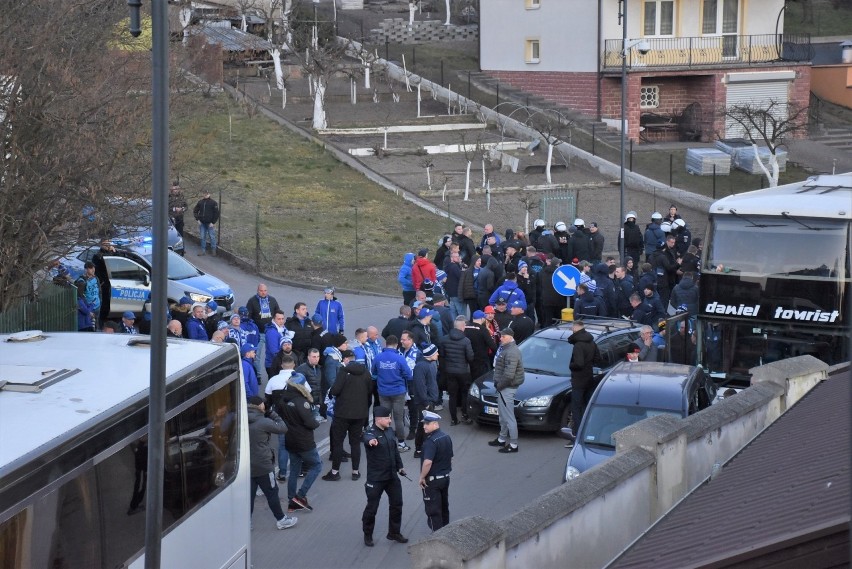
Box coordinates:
[725,80,790,138]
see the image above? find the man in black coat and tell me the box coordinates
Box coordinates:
[507,301,535,344]
[540,255,566,328]
[382,305,412,340]
[362,406,408,547]
[324,356,372,481]
[619,211,644,265]
[464,311,497,380]
[567,320,601,436]
[438,316,474,425]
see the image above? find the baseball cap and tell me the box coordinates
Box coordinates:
[500,328,514,337]
[472,310,485,319]
[122,311,136,320]
[207,300,218,311]
[417,307,432,319]
[240,344,256,356]
[238,306,249,317]
[373,406,391,418]
[311,313,324,325]
[483,306,495,314]
[288,373,307,386]
[324,286,335,294]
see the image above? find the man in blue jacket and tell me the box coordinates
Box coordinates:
[398,252,416,306]
[371,335,413,452]
[315,287,345,335]
[488,272,527,310]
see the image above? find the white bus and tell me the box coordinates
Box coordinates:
[698,173,851,384]
[0,332,250,569]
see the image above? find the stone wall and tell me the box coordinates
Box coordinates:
[408,356,836,569]
[370,19,478,44]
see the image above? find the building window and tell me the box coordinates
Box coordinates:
[525,39,540,63]
[644,0,675,36]
[525,0,541,9]
[640,86,660,108]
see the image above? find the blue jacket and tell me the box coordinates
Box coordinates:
[240,320,260,348]
[410,358,434,406]
[264,323,288,367]
[242,357,259,399]
[397,253,415,292]
[315,298,344,335]
[371,347,412,397]
[489,281,527,310]
[644,222,666,256]
[77,297,95,331]
[187,317,208,341]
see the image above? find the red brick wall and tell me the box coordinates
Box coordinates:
[484,65,811,142]
[484,70,599,116]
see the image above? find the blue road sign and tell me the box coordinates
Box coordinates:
[552,265,581,297]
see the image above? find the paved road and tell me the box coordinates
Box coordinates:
[187,245,568,569]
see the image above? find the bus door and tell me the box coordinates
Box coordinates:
[105,256,150,316]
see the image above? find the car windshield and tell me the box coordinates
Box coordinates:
[580,404,679,448]
[143,252,201,280]
[518,335,572,376]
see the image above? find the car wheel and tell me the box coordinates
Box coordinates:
[559,402,572,430]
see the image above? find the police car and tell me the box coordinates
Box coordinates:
[63,242,234,319]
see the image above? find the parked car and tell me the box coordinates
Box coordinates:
[64,243,234,319]
[467,319,643,432]
[561,361,716,483]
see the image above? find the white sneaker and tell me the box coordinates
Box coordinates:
[256,487,263,496]
[276,515,298,530]
[397,442,410,452]
[433,404,444,411]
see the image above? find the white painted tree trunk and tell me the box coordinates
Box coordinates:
[481,158,486,188]
[464,160,471,201]
[444,0,451,25]
[312,78,327,130]
[241,14,247,32]
[271,49,285,90]
[364,65,371,89]
[409,2,416,27]
[753,143,780,187]
[545,142,554,184]
[426,166,432,190]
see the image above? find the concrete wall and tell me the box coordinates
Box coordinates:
[408,356,834,569]
[370,19,478,44]
[811,65,852,108]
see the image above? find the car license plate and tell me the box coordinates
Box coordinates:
[484,406,499,416]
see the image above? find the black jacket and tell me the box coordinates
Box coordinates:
[438,328,473,374]
[193,197,219,224]
[508,315,535,344]
[246,294,280,329]
[571,228,593,262]
[620,220,644,258]
[453,234,477,266]
[541,263,563,307]
[670,275,699,315]
[409,320,439,348]
[568,329,601,390]
[363,424,404,481]
[277,385,320,453]
[463,322,496,378]
[382,316,411,340]
[285,315,313,357]
[590,230,605,262]
[329,361,372,420]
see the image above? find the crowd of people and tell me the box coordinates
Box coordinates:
[49,203,706,539]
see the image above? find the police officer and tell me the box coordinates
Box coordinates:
[362,406,408,547]
[418,410,454,531]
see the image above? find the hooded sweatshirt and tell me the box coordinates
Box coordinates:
[398,253,415,292]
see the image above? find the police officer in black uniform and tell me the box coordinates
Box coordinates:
[361,406,408,547]
[418,410,454,531]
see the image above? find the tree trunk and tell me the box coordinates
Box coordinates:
[545,142,554,184]
[753,143,779,187]
[271,49,284,90]
[464,160,471,200]
[313,78,327,130]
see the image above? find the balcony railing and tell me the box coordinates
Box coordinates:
[602,33,812,70]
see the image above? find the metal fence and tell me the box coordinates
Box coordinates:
[0,283,77,334]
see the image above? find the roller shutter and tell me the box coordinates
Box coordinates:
[725,80,789,138]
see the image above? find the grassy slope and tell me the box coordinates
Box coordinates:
[173,94,453,293]
[783,0,852,37]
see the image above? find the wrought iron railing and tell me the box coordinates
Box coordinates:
[602,33,812,70]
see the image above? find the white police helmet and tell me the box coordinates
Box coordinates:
[574,218,585,227]
[673,218,686,228]
[660,222,672,233]
[555,221,567,232]
[625,211,637,221]
[534,219,545,228]
[651,212,663,220]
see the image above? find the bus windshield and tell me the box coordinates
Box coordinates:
[706,216,850,278]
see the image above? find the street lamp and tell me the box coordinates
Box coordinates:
[126,1,170,568]
[617,0,649,263]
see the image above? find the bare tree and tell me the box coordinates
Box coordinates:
[723,100,807,187]
[525,109,573,185]
[0,0,158,311]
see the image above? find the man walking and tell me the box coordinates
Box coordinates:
[362,406,408,547]
[193,189,219,256]
[439,316,474,425]
[567,320,601,439]
[418,410,453,531]
[488,328,524,453]
[324,352,372,482]
[276,373,322,512]
[247,396,298,530]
